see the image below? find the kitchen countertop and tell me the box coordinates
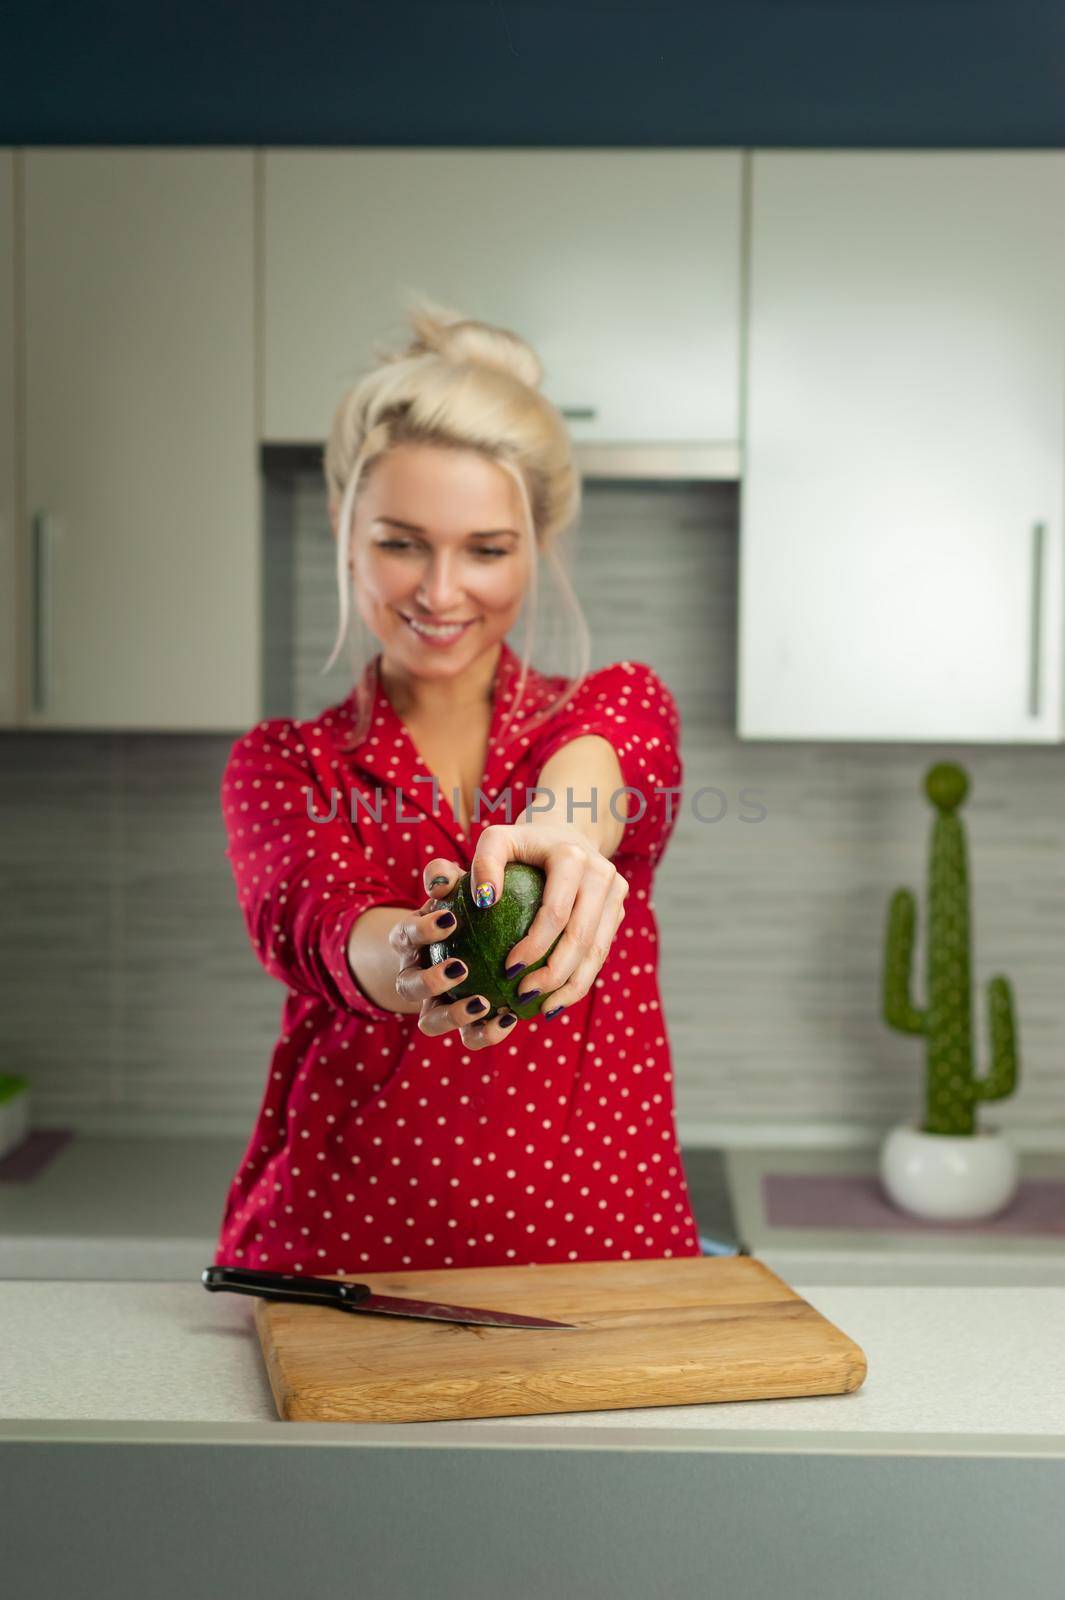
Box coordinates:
[3,1276,1063,1443]
[4,1274,1062,1599]
[1,1133,1061,1286]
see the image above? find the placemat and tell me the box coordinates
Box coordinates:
[0,1129,74,1182]
[763,1172,1065,1234]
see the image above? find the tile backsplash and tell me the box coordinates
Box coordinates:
[2,467,1063,1141]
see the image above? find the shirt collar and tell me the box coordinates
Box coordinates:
[340,639,551,846]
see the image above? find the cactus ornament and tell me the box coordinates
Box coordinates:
[879,763,1021,1220]
[882,762,1019,1137]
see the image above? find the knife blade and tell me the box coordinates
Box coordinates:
[202,1265,576,1329]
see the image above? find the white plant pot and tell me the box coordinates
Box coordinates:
[879,1118,1019,1222]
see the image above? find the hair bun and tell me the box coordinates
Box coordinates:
[399,291,544,392]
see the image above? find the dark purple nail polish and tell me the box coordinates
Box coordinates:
[499,1013,518,1028]
[435,911,456,929]
[520,989,541,1003]
[466,997,487,1014]
[505,961,526,978]
[443,960,465,978]
[545,1005,564,1020]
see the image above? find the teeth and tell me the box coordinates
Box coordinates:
[407,617,467,638]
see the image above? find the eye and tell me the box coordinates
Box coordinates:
[377,539,508,559]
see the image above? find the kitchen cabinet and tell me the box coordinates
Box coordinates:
[21,150,258,730]
[739,151,1065,743]
[2,1282,1063,1600]
[262,149,743,450]
[0,151,15,726]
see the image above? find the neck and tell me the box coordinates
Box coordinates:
[378,640,504,722]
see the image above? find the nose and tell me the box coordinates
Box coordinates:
[415,551,468,614]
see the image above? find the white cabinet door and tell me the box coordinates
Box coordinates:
[0,151,15,726]
[739,152,1065,743]
[23,150,258,729]
[263,149,742,448]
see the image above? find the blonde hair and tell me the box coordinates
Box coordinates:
[321,291,591,751]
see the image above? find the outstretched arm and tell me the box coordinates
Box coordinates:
[518,734,627,859]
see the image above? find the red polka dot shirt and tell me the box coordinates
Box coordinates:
[214,640,701,1277]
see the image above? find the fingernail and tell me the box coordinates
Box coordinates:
[474,881,495,908]
[435,911,456,929]
[443,960,465,978]
[520,988,541,1003]
[499,1013,518,1028]
[466,997,487,1014]
[545,1005,565,1020]
[428,875,450,890]
[504,961,526,978]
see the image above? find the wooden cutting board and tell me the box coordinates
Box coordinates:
[253,1255,868,1423]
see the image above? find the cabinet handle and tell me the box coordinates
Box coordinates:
[30,511,53,714]
[559,406,598,421]
[1027,520,1045,719]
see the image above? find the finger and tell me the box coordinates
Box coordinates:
[393,904,465,1003]
[506,842,588,978]
[417,990,493,1038]
[423,858,464,901]
[416,902,460,946]
[516,860,615,1004]
[468,825,516,911]
[395,946,470,1007]
[389,901,459,963]
[457,1007,521,1052]
[529,874,628,1016]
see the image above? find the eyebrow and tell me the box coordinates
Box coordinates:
[373,516,520,539]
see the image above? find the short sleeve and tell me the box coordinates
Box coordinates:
[221,720,410,1021]
[530,660,683,864]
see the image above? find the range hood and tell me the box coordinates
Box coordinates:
[572,441,740,479]
[262,441,740,482]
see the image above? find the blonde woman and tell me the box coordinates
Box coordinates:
[215,296,700,1275]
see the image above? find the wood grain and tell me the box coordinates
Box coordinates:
[253,1255,868,1423]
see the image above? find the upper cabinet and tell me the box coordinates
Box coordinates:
[738,152,1065,743]
[0,152,15,726]
[262,150,743,450]
[7,146,1065,740]
[20,150,258,730]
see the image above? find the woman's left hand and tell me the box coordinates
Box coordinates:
[425,822,629,1020]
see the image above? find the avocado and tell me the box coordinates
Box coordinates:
[420,862,562,1022]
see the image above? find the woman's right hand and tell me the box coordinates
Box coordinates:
[389,858,520,1050]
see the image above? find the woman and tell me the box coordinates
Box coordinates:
[214,296,701,1276]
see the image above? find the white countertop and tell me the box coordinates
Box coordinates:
[3,1279,1063,1447]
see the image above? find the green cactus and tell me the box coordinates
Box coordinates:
[882,762,1019,1136]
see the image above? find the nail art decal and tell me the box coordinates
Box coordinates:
[474,881,496,908]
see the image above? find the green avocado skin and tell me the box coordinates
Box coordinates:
[420,862,561,1022]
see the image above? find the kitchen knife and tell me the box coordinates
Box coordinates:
[202,1264,576,1329]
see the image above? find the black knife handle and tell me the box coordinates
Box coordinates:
[202,1265,373,1307]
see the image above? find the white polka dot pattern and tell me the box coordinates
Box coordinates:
[214,641,701,1277]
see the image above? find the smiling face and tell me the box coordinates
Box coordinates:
[331,442,533,684]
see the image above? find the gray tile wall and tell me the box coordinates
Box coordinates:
[2,466,1062,1139]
